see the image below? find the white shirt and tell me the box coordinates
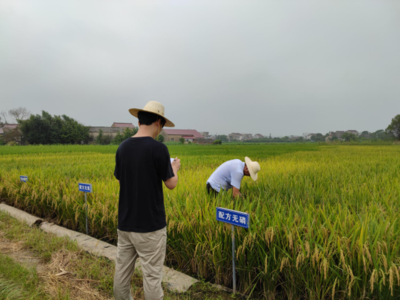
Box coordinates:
[207,159,245,192]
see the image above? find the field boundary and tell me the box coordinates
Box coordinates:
[0,202,199,293]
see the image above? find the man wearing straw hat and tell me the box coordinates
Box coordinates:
[113,101,180,300]
[206,157,260,197]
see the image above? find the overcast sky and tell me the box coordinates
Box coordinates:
[1,1,399,136]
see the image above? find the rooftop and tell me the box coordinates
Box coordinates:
[112,122,135,128]
[163,129,203,138]
[2,124,18,129]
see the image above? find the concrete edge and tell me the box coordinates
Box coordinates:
[0,203,43,227]
[0,202,199,293]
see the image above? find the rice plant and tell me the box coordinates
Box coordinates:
[1,144,400,298]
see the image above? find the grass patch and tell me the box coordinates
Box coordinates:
[0,254,45,299]
[0,211,240,299]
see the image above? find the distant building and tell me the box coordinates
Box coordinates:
[111,122,135,129]
[228,133,242,141]
[330,131,345,138]
[254,134,264,139]
[329,130,359,138]
[161,129,203,143]
[289,135,302,141]
[200,132,210,138]
[89,126,124,139]
[228,133,253,141]
[0,124,18,134]
[195,138,213,144]
[242,134,253,140]
[346,130,359,136]
[0,124,21,143]
[88,122,136,140]
[304,133,315,140]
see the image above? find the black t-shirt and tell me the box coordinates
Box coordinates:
[114,137,174,233]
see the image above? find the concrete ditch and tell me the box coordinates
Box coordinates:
[0,202,198,293]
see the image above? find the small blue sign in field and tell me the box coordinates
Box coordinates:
[20,176,28,183]
[78,183,92,193]
[216,207,249,229]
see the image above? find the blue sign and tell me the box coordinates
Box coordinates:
[79,183,92,193]
[216,207,250,229]
[20,176,28,183]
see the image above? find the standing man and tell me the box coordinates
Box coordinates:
[114,101,180,300]
[206,157,260,197]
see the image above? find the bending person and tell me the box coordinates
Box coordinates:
[206,157,260,197]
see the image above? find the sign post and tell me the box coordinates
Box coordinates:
[78,183,92,234]
[216,207,250,293]
[20,176,28,183]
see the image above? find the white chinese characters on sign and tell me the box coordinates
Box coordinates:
[217,207,249,229]
[79,185,91,191]
[219,212,244,224]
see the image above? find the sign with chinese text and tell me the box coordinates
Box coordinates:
[78,183,92,193]
[216,207,249,229]
[20,176,28,183]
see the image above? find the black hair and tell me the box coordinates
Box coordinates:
[138,111,166,127]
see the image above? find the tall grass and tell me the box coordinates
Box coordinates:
[1,144,400,298]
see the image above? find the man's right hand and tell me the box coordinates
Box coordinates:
[171,157,181,172]
[165,157,180,190]
[232,186,241,198]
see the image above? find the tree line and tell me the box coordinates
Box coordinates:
[0,109,143,145]
[1,108,400,145]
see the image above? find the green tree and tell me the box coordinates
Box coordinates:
[179,137,185,144]
[113,132,124,145]
[386,115,400,140]
[102,134,113,145]
[215,135,228,142]
[341,132,357,142]
[96,129,104,145]
[122,127,138,140]
[157,135,165,143]
[361,131,369,136]
[18,111,89,144]
[311,133,324,142]
[371,129,390,140]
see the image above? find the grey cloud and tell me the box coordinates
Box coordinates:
[1,0,399,135]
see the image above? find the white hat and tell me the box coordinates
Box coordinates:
[245,157,260,181]
[129,101,175,127]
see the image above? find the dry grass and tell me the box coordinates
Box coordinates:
[41,250,113,300]
[0,211,243,300]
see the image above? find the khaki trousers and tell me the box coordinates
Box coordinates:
[113,227,167,300]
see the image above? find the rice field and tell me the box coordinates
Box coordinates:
[1,143,400,299]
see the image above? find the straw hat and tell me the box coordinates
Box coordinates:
[129,101,175,127]
[245,157,260,181]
